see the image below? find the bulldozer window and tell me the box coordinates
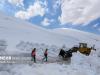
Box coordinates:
[79,43,87,48]
[83,44,87,48]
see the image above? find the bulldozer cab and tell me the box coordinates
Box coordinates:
[79,43,87,48]
[79,43,91,56]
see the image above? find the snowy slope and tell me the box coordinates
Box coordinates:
[52,28,100,48]
[52,28,100,41]
[0,12,100,51]
[0,12,100,75]
[0,12,80,51]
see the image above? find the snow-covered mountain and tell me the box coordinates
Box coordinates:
[0,12,79,51]
[0,12,100,51]
[52,28,100,48]
[0,12,100,75]
[52,28,100,40]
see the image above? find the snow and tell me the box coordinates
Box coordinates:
[0,63,96,75]
[0,12,80,51]
[52,28,100,48]
[0,12,100,75]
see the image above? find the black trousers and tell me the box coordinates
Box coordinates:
[31,56,36,63]
[42,55,47,62]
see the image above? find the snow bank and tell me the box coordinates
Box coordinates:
[3,63,95,75]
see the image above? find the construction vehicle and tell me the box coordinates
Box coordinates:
[59,43,96,60]
[72,43,96,56]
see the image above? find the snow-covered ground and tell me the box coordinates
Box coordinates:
[0,12,100,75]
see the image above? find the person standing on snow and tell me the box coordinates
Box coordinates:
[31,48,36,63]
[42,49,48,62]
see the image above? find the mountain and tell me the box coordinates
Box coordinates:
[0,12,78,51]
[0,12,100,75]
[0,12,100,51]
[52,28,100,48]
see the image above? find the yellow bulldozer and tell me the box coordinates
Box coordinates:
[59,43,96,60]
[72,43,96,56]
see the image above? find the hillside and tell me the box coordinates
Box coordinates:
[0,12,100,75]
[0,12,100,51]
[0,12,77,51]
[52,28,100,48]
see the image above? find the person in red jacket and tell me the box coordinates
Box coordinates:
[42,49,48,62]
[31,48,36,63]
